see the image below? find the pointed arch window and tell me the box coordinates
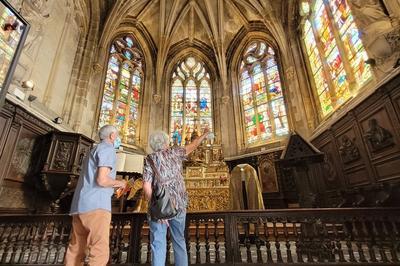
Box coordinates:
[239,40,289,145]
[170,56,213,146]
[98,35,144,145]
[301,0,372,116]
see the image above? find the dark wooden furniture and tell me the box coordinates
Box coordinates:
[0,208,399,265]
[310,71,400,207]
[37,132,94,212]
[277,132,324,208]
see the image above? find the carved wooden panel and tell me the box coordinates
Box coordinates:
[333,117,373,187]
[257,153,279,193]
[314,135,343,192]
[50,140,74,171]
[358,105,400,181]
[6,128,37,182]
[0,101,56,212]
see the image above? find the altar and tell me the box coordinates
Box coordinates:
[183,142,230,211]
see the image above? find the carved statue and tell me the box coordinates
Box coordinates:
[229,164,264,210]
[350,0,400,71]
[20,0,51,57]
[339,135,360,163]
[364,118,394,151]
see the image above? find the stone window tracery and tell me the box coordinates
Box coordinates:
[98,35,144,145]
[301,0,372,116]
[170,56,213,146]
[239,40,289,145]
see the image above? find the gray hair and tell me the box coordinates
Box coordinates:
[149,131,169,151]
[98,125,118,140]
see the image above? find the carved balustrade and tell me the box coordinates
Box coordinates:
[0,208,399,265]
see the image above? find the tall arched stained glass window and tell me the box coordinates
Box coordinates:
[170,56,213,146]
[239,40,289,145]
[98,35,144,145]
[301,0,372,116]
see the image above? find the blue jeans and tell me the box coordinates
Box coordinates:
[149,211,188,266]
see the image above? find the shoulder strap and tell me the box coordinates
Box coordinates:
[147,156,162,185]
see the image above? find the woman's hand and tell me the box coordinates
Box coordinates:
[159,219,170,226]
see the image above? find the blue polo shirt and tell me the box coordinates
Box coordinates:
[70,141,116,214]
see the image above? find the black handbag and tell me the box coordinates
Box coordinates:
[147,156,178,220]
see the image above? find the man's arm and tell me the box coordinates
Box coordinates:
[185,129,209,155]
[143,181,152,201]
[96,166,126,188]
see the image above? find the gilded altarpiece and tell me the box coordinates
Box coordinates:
[183,142,230,211]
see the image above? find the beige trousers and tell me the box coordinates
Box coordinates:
[64,209,111,266]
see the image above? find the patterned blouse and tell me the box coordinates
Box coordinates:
[143,147,188,212]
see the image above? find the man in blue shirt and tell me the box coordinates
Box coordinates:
[65,125,126,266]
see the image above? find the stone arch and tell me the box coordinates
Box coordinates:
[227,28,294,152]
[160,42,222,142]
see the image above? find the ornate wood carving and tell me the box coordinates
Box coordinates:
[363,118,394,152]
[52,141,73,170]
[338,135,360,164]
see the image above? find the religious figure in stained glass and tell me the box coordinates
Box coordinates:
[98,35,144,145]
[239,40,289,145]
[300,0,372,116]
[169,56,213,146]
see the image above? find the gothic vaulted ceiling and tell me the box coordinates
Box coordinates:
[101,0,291,93]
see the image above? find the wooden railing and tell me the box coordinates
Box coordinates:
[0,208,399,265]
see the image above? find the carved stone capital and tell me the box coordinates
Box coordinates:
[152,94,161,104]
[221,95,230,104]
[92,63,103,73]
[286,66,295,81]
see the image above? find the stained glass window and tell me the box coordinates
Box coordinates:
[170,56,213,146]
[239,41,289,145]
[98,35,144,145]
[301,0,372,116]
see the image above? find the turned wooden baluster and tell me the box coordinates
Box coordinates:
[195,220,201,264]
[372,219,389,262]
[322,222,335,262]
[352,219,367,263]
[361,220,377,262]
[254,220,262,263]
[387,218,400,263]
[301,220,314,263]
[214,219,220,263]
[263,221,273,263]
[43,222,57,264]
[54,224,67,264]
[205,221,210,263]
[293,222,303,263]
[1,224,15,263]
[146,229,151,264]
[343,219,357,262]
[18,224,32,264]
[10,224,23,263]
[314,220,325,263]
[32,222,44,264]
[27,224,40,263]
[243,221,252,263]
[273,220,283,263]
[109,220,118,263]
[283,221,293,263]
[332,222,346,262]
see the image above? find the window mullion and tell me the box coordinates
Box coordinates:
[112,58,123,125]
[182,79,187,145]
[249,69,260,142]
[123,67,134,143]
[325,2,356,91]
[263,61,275,140]
[309,14,338,107]
[196,78,201,133]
